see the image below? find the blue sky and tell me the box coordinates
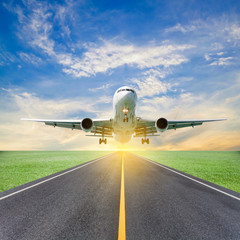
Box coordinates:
[0,0,240,150]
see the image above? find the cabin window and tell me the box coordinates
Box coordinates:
[126,89,134,93]
[117,89,134,93]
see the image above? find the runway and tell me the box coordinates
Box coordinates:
[0,152,239,240]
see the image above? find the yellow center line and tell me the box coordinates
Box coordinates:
[118,152,126,240]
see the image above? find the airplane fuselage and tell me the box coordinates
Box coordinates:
[113,86,137,143]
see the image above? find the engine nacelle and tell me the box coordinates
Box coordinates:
[81,118,93,132]
[156,117,168,132]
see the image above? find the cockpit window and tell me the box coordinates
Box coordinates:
[117,88,134,93]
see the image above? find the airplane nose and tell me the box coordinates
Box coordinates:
[116,91,136,106]
[123,92,134,101]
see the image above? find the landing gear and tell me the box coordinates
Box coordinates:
[99,138,107,144]
[122,107,129,123]
[141,138,149,144]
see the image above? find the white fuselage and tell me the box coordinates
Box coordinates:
[112,86,137,143]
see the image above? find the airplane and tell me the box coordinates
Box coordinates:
[21,86,226,144]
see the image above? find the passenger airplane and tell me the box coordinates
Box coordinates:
[21,86,226,144]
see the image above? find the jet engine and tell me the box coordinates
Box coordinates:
[156,117,168,132]
[81,118,93,132]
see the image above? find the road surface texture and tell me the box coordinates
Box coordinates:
[0,152,239,240]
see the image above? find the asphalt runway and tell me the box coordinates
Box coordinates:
[0,152,239,240]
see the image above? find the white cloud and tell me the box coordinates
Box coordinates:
[5,0,195,77]
[210,42,224,51]
[1,88,111,119]
[143,68,167,78]
[217,52,225,56]
[15,2,55,56]
[137,92,203,119]
[225,94,240,103]
[54,4,72,38]
[166,18,240,59]
[204,54,211,61]
[228,24,240,41]
[210,57,233,66]
[19,52,42,65]
[63,42,193,77]
[88,83,113,92]
[130,68,174,98]
[165,23,196,33]
[5,1,195,78]
[177,77,194,82]
[5,1,64,58]
[0,48,15,66]
[205,51,233,66]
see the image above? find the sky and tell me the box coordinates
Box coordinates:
[0,0,240,150]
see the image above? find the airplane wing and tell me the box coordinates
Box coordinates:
[21,118,113,137]
[134,118,226,137]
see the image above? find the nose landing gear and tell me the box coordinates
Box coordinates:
[122,107,129,122]
[141,138,149,144]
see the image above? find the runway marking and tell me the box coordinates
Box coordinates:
[118,152,126,240]
[139,155,240,201]
[0,155,110,201]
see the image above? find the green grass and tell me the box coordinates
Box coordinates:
[0,151,112,192]
[133,151,240,193]
[1,151,239,193]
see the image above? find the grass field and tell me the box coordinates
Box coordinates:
[1,151,239,193]
[0,151,112,192]
[134,151,240,193]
